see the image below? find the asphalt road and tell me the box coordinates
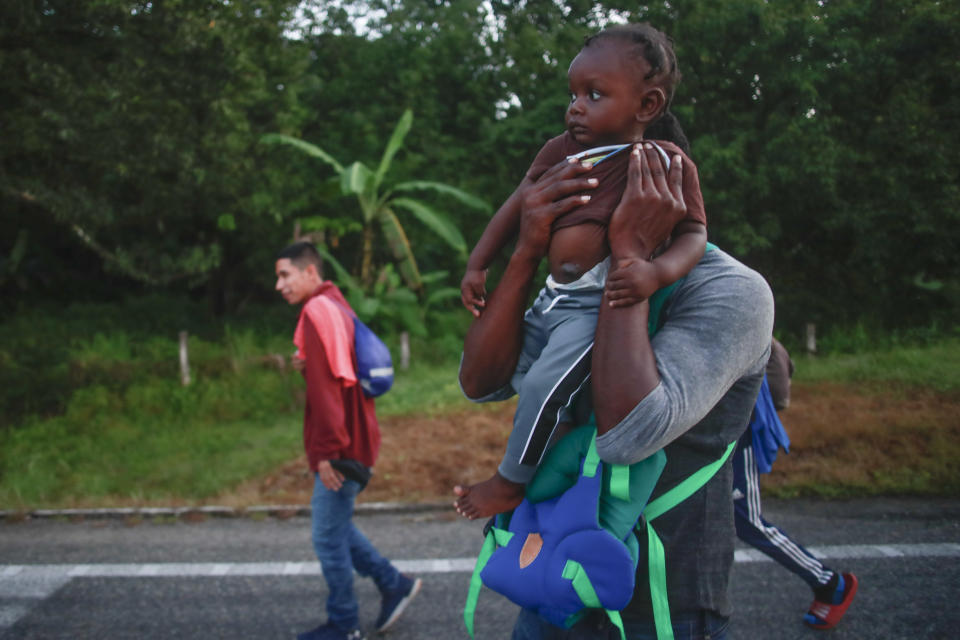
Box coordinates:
[2,497,958,639]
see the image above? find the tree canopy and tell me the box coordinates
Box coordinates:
[2,0,957,337]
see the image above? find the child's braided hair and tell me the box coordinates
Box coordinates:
[583,23,691,156]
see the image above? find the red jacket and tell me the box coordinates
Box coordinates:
[294,282,380,471]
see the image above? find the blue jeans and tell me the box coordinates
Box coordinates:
[511,608,729,640]
[311,473,402,630]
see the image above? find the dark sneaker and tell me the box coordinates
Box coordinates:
[375,575,423,632]
[804,572,858,630]
[296,622,366,640]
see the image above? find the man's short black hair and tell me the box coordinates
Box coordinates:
[277,241,323,273]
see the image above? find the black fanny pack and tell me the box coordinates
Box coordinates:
[330,459,373,489]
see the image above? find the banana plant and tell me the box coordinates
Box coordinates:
[262,109,490,296]
[315,245,461,369]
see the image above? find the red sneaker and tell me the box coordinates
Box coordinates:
[803,572,858,630]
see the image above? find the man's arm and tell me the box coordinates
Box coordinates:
[591,144,690,428]
[595,254,774,463]
[459,159,598,398]
[592,145,774,462]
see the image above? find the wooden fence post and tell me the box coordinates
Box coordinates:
[179,331,192,386]
[399,330,410,370]
[805,323,817,355]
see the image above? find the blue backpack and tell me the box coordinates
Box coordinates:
[464,428,736,640]
[351,316,394,397]
[465,427,665,637]
[331,300,394,398]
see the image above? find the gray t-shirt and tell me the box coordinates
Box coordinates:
[596,248,774,620]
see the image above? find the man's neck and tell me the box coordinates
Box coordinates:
[301,280,326,304]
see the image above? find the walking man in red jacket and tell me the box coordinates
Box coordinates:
[275,241,421,640]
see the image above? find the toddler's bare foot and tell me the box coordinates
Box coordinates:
[453,472,525,520]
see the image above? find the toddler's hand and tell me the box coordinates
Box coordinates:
[460,269,487,317]
[605,258,660,308]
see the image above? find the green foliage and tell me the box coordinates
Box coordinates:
[0,294,306,507]
[312,242,467,342]
[0,291,473,507]
[262,109,487,303]
[657,0,960,335]
[0,375,303,508]
[793,336,960,393]
[0,0,308,302]
[0,294,293,424]
[2,0,959,342]
[374,359,469,418]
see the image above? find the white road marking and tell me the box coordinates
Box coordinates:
[2,543,958,631]
[733,541,960,562]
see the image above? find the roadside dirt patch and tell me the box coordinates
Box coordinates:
[222,382,960,507]
[222,403,517,507]
[763,383,960,496]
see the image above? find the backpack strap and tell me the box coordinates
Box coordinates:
[582,431,601,477]
[569,433,631,640]
[464,518,513,638]
[634,241,722,639]
[608,465,631,501]
[643,440,737,640]
[562,560,627,640]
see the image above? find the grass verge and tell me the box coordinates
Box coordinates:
[0,371,303,509]
[793,337,960,392]
[1,322,957,509]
